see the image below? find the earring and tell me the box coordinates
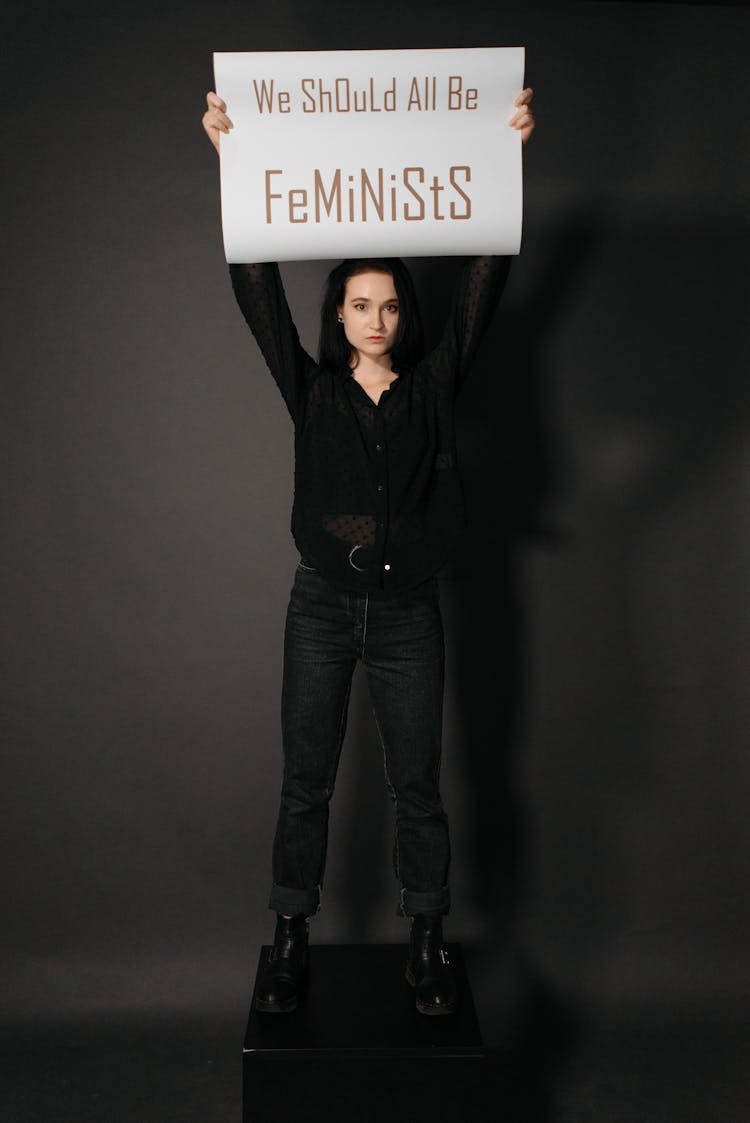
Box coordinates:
[337,315,343,323]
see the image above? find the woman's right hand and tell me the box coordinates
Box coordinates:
[202,91,233,155]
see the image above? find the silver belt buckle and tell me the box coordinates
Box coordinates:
[348,544,368,571]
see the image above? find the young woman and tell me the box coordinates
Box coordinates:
[203,87,535,1016]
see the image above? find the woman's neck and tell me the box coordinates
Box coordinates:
[350,351,398,405]
[350,351,394,382]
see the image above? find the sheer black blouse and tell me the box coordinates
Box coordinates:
[229,256,510,593]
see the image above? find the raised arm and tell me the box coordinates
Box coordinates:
[202,92,317,419]
[229,262,317,421]
[425,87,534,390]
[425,255,512,393]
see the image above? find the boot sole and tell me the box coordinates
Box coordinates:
[405,964,457,1016]
[254,994,298,1014]
[254,963,308,1014]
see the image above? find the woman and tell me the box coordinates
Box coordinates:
[202,87,535,1016]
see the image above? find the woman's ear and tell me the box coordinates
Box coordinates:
[337,307,344,323]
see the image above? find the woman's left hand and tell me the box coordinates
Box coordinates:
[509,88,535,145]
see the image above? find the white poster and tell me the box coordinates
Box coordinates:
[214,47,525,263]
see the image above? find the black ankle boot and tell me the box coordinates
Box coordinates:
[255,914,309,1013]
[406,915,458,1016]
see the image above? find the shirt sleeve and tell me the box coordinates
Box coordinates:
[228,262,317,422]
[424,256,511,394]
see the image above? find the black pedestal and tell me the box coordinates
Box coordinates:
[243,943,490,1122]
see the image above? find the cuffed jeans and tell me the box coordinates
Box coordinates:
[269,563,450,920]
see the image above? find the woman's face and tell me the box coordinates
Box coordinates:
[337,271,399,364]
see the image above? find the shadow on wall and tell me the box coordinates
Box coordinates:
[444,207,748,1032]
[440,211,607,934]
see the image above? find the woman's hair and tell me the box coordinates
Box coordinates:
[318,258,424,373]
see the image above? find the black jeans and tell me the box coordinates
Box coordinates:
[269,563,450,919]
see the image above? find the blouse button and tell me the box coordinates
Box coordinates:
[384,564,391,572]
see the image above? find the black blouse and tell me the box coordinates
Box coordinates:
[229,256,510,593]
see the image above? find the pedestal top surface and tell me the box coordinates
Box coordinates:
[244,943,483,1057]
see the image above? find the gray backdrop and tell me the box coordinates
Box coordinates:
[3,0,748,1051]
